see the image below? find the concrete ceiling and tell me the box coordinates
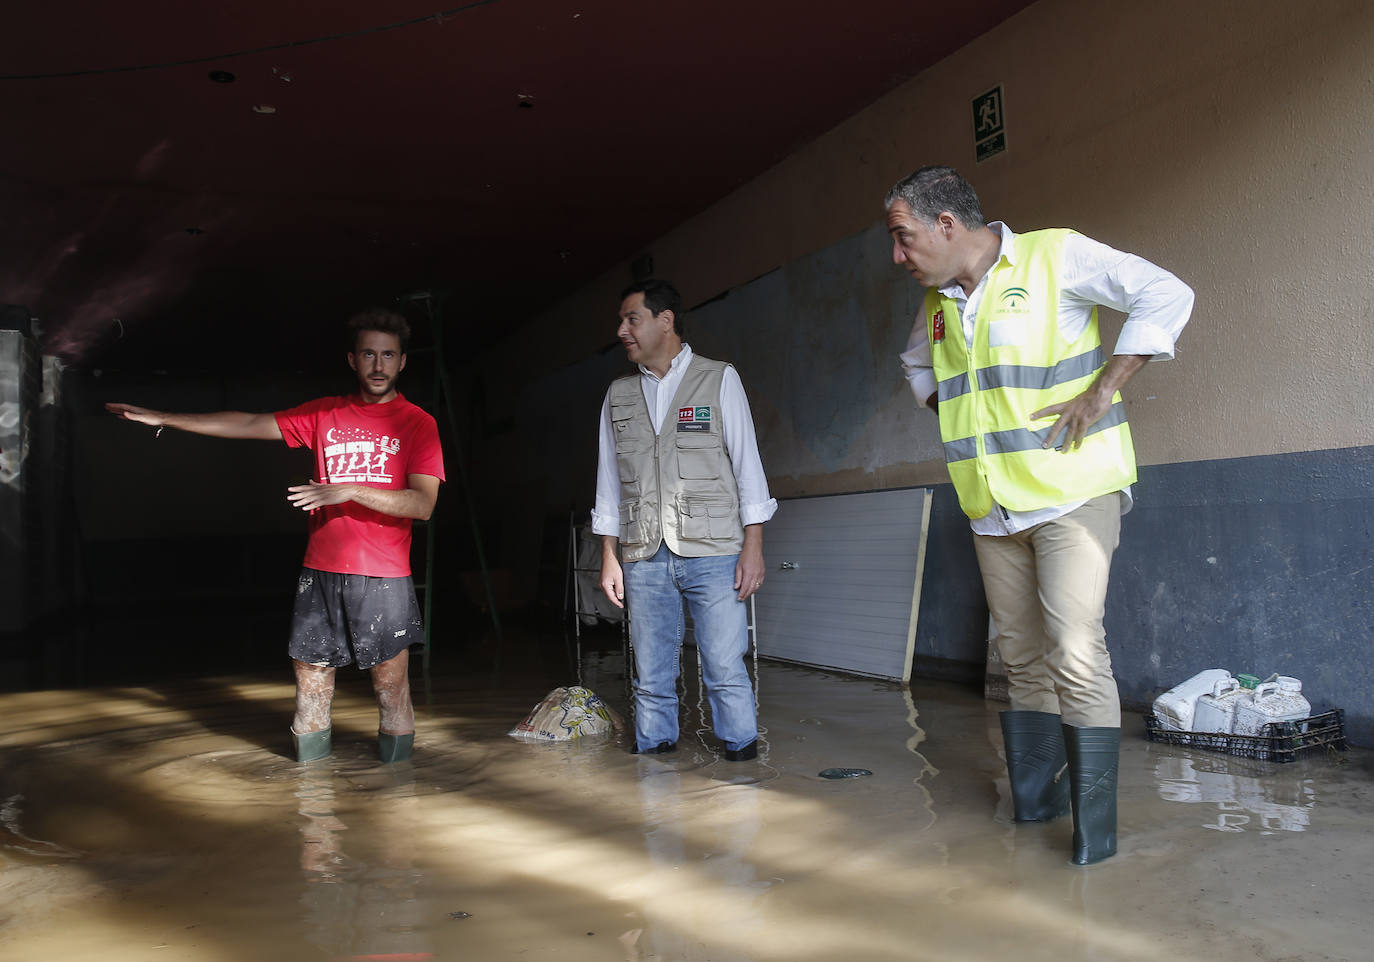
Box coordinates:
[2,1,1034,373]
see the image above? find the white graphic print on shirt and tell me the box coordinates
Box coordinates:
[323,426,403,484]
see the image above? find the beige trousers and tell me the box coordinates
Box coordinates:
[973,494,1123,728]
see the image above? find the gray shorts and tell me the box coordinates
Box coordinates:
[287,568,422,669]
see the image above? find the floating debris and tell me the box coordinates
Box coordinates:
[818,768,872,779]
[447,911,472,920]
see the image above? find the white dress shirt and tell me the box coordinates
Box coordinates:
[898,223,1194,536]
[592,343,778,538]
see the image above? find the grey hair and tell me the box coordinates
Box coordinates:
[883,165,986,230]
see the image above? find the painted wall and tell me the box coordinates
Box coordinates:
[474,0,1374,741]
[484,0,1374,505]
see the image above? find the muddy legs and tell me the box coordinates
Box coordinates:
[289,652,413,763]
[292,661,336,762]
[371,649,414,762]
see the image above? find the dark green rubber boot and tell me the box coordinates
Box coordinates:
[292,727,332,763]
[1062,724,1121,865]
[378,731,414,763]
[999,711,1070,822]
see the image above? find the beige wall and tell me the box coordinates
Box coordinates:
[480,0,1374,503]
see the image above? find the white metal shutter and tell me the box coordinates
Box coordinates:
[755,488,932,682]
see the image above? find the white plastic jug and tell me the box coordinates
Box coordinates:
[1152,669,1233,731]
[1192,677,1245,734]
[1232,677,1311,736]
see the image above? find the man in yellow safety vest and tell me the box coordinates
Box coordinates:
[886,166,1193,864]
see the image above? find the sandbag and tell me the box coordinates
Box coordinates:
[507,686,623,741]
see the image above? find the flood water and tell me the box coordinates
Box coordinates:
[1,646,1370,961]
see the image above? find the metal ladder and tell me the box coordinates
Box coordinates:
[405,290,503,672]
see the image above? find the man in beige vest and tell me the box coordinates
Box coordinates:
[593,279,777,760]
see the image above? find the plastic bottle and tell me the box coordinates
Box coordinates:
[1152,669,1232,731]
[1192,677,1245,734]
[1232,677,1311,737]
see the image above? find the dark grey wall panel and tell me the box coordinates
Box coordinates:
[910,445,1374,747]
[1114,446,1374,746]
[911,484,990,671]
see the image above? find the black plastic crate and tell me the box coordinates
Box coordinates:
[1143,709,1348,763]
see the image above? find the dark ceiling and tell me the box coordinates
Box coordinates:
[3,1,1033,373]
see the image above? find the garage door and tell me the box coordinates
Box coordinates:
[755,488,932,682]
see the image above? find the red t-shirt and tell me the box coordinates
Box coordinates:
[275,393,445,577]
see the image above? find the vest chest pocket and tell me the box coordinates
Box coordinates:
[678,496,738,541]
[988,317,1027,347]
[611,403,649,457]
[675,431,723,480]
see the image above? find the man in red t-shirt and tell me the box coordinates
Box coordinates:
[107,309,445,763]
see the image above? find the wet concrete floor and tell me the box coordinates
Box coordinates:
[1,650,1370,962]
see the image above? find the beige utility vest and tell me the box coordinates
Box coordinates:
[610,355,744,563]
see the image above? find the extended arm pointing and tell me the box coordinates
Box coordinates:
[105,402,283,441]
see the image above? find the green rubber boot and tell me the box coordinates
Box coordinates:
[1062,724,1121,865]
[999,711,1070,822]
[292,727,332,763]
[378,731,414,763]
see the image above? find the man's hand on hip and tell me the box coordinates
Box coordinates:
[1030,388,1115,452]
[1031,354,1150,452]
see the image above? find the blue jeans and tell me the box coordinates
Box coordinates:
[623,543,756,752]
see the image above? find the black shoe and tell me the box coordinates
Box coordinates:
[632,740,677,755]
[723,740,758,761]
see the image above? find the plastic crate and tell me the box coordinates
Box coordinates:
[1143,708,1347,763]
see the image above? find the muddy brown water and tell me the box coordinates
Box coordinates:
[1,654,1370,961]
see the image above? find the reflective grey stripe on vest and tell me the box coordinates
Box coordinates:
[937,347,1105,402]
[977,347,1105,392]
[938,373,970,403]
[943,436,978,463]
[984,400,1128,455]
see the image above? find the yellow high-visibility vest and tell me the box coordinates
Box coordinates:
[929,228,1136,520]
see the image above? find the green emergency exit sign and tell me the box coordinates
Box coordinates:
[973,84,1006,163]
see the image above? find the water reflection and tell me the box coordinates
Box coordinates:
[1153,754,1315,833]
[627,758,765,962]
[295,764,433,958]
[902,687,940,835]
[1,792,81,860]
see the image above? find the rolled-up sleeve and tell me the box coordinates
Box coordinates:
[590,389,622,537]
[898,318,938,408]
[719,366,777,525]
[1062,234,1194,360]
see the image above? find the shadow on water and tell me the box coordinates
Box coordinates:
[0,633,940,961]
[1,615,1370,962]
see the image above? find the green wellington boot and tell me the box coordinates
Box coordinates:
[292,727,332,763]
[1062,724,1121,865]
[378,731,414,763]
[999,710,1071,822]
